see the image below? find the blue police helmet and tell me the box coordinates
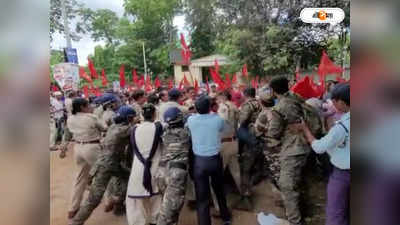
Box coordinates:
[164,107,182,123]
[116,105,136,118]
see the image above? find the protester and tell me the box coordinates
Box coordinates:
[131,90,146,122]
[299,83,350,225]
[159,88,187,122]
[69,106,136,225]
[66,98,107,220]
[126,104,164,225]
[187,95,231,225]
[50,91,65,149]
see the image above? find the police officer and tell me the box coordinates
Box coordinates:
[237,87,262,203]
[69,106,136,225]
[157,107,191,225]
[253,90,281,187]
[267,76,314,225]
[66,98,107,219]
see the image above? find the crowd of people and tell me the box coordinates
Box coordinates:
[50,76,350,225]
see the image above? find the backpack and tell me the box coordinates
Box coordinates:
[301,102,324,139]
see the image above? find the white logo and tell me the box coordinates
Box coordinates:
[300,8,345,25]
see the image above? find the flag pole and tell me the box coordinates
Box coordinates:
[143,41,147,81]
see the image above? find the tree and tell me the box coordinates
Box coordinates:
[50,0,86,42]
[76,8,120,45]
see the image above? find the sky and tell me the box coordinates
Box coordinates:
[51,0,186,66]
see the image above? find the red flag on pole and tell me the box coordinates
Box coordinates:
[194,79,199,93]
[101,69,108,87]
[180,33,191,65]
[137,76,144,89]
[79,67,93,84]
[291,76,322,99]
[145,75,152,92]
[242,64,248,77]
[214,59,220,73]
[209,68,224,90]
[168,79,174,90]
[231,73,237,84]
[119,65,125,88]
[82,85,89,98]
[88,59,99,79]
[318,51,344,75]
[154,76,161,89]
[132,69,139,85]
[178,79,184,90]
[183,74,190,87]
[225,74,231,88]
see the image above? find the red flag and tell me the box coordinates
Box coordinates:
[231,73,237,84]
[168,80,174,90]
[51,84,59,92]
[132,69,139,85]
[137,76,144,89]
[214,59,220,73]
[180,33,191,65]
[119,65,125,88]
[101,69,108,87]
[205,76,210,93]
[94,86,101,97]
[154,76,161,88]
[194,79,199,93]
[88,59,99,79]
[209,68,224,90]
[291,76,322,99]
[225,74,231,88]
[183,74,190,87]
[79,67,93,84]
[145,75,152,92]
[82,85,89,98]
[178,79,184,90]
[242,64,248,77]
[318,51,344,76]
[251,78,256,88]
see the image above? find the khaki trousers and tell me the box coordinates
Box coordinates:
[69,143,101,212]
[126,195,162,225]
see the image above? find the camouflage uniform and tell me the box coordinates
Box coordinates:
[238,98,262,196]
[157,126,191,225]
[253,108,281,185]
[267,92,316,225]
[131,102,144,122]
[70,124,132,225]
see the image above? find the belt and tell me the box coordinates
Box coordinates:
[169,162,187,170]
[75,140,100,145]
[221,137,235,143]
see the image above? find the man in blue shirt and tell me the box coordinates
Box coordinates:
[187,95,231,225]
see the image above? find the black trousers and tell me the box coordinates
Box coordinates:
[193,154,231,225]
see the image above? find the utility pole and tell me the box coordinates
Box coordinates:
[61,0,72,48]
[143,42,147,80]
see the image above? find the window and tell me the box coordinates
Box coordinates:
[182,65,189,72]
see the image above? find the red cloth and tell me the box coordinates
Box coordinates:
[242,64,248,77]
[154,76,161,89]
[231,73,237,84]
[178,79,184,90]
[210,68,224,90]
[132,69,139,85]
[291,76,322,99]
[225,74,231,88]
[101,69,108,87]
[82,85,89,98]
[194,79,199,94]
[145,75,152,92]
[119,65,125,88]
[168,80,174,90]
[79,67,93,84]
[180,33,191,65]
[137,76,144,89]
[231,90,243,108]
[214,59,220,73]
[183,74,190,87]
[88,59,99,79]
[318,51,344,75]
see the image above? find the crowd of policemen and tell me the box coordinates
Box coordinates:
[50,75,329,225]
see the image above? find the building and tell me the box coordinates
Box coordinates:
[170,50,232,85]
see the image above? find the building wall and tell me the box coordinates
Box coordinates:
[173,65,202,85]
